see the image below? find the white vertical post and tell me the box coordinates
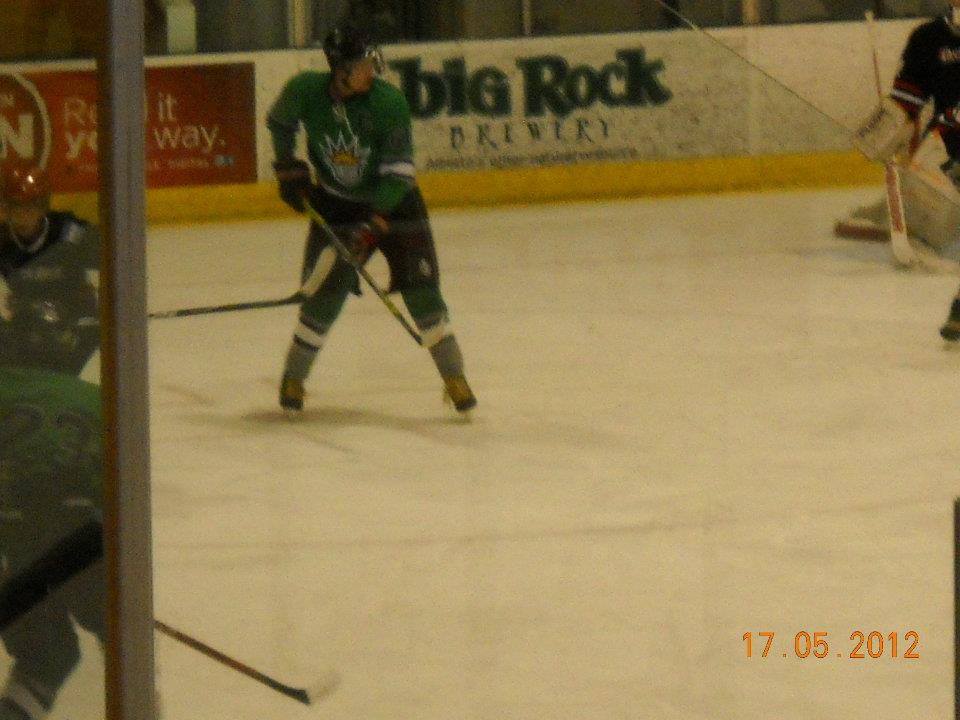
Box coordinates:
[99,0,155,718]
[742,0,761,25]
[288,0,312,48]
[521,0,533,36]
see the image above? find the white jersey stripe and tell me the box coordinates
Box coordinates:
[294,321,328,349]
[379,161,415,178]
[891,87,925,108]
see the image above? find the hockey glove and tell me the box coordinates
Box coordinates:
[272,159,312,213]
[345,214,389,260]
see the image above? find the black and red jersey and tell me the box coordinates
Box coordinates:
[892,16,960,158]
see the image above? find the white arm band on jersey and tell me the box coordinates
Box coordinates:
[853,97,914,163]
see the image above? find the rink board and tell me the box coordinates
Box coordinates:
[55,149,882,225]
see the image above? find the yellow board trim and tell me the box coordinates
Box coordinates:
[53,150,881,225]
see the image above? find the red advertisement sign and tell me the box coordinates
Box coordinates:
[0,63,256,192]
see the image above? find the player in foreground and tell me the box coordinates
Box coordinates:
[267,23,476,415]
[0,165,105,720]
[0,166,100,374]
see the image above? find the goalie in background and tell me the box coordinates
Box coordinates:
[267,22,477,414]
[842,1,960,259]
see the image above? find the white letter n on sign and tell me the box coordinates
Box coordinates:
[0,114,34,159]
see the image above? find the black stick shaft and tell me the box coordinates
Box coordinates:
[154,620,310,704]
[148,294,302,320]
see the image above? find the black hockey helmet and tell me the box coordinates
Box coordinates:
[323,23,384,74]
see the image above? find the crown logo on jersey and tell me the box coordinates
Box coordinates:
[321,132,371,188]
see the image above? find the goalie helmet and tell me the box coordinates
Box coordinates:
[2,165,51,208]
[322,23,384,74]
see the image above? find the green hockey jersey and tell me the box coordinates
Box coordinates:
[0,367,101,525]
[267,71,416,214]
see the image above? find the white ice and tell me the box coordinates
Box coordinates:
[11,186,960,719]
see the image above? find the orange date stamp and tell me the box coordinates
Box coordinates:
[742,631,920,659]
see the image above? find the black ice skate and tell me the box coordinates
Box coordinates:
[941,299,960,342]
[442,374,477,413]
[279,375,305,413]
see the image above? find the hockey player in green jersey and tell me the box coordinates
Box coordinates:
[268,23,477,414]
[0,165,105,720]
[0,367,103,720]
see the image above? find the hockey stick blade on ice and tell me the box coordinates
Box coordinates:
[148,293,303,320]
[302,201,423,345]
[154,620,340,705]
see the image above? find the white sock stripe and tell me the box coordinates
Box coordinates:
[890,87,924,108]
[421,322,448,348]
[300,246,338,297]
[378,161,415,178]
[294,322,327,349]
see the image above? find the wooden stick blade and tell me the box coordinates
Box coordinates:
[884,163,917,266]
[833,220,889,242]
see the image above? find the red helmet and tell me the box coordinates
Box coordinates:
[2,165,50,205]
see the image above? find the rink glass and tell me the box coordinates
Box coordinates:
[0,0,942,720]
[2,1,155,719]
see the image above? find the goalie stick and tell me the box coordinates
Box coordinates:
[865,10,917,268]
[154,620,340,705]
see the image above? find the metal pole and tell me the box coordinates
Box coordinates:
[521,0,533,36]
[98,0,155,718]
[288,0,312,47]
[955,497,959,720]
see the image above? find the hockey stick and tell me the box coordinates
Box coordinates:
[0,528,340,705]
[833,219,889,242]
[0,520,102,631]
[865,10,917,267]
[154,620,340,705]
[302,201,423,346]
[148,293,302,320]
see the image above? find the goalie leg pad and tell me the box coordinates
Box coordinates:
[900,165,960,250]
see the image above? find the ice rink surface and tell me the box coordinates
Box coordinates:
[31,186,960,718]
